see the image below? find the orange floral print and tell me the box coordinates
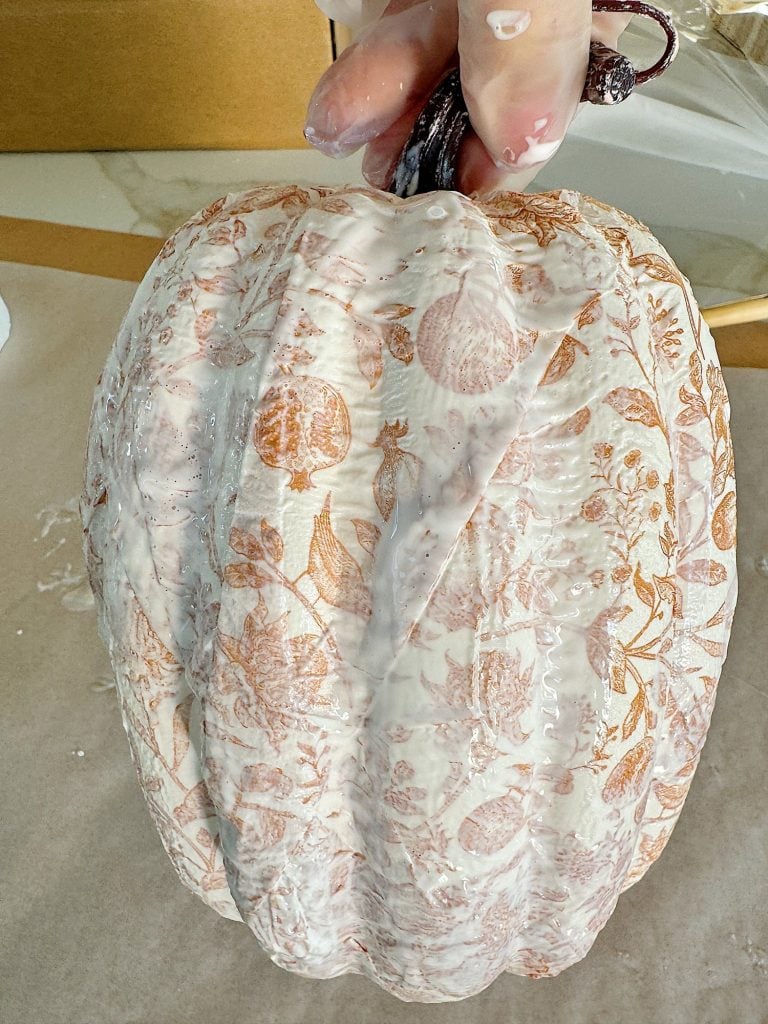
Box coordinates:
[80,183,736,1003]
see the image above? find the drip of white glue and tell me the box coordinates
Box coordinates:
[486,9,532,40]
[513,136,564,169]
[495,135,563,170]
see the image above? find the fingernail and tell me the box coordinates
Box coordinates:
[362,147,397,189]
[303,117,377,158]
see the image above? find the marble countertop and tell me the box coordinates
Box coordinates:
[0,148,359,239]
[1,125,764,313]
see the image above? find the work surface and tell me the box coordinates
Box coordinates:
[1,240,767,1023]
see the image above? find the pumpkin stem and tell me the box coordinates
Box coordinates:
[387,67,468,199]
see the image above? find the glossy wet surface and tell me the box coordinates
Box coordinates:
[1,240,766,1021]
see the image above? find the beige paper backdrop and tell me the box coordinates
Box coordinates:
[1,252,766,1022]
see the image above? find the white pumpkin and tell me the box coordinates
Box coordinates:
[80,182,737,1002]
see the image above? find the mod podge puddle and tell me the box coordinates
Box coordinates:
[35,496,94,612]
[34,496,115,693]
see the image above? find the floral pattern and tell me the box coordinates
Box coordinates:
[80,184,737,1003]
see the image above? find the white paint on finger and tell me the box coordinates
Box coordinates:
[495,136,563,170]
[485,9,532,41]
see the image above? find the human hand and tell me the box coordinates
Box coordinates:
[304,1,633,194]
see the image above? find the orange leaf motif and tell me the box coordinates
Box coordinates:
[201,870,229,891]
[540,335,589,386]
[678,560,728,586]
[223,563,272,589]
[308,493,372,618]
[195,828,213,848]
[229,526,264,562]
[639,829,672,865]
[712,454,729,501]
[317,196,354,215]
[260,519,284,562]
[633,564,656,608]
[173,781,216,825]
[622,688,645,741]
[690,635,725,658]
[602,227,630,252]
[458,791,526,855]
[550,406,591,438]
[664,472,676,520]
[652,780,689,810]
[705,601,728,630]
[689,351,703,392]
[351,518,381,557]
[601,737,655,806]
[714,405,728,444]
[293,312,325,338]
[577,293,602,329]
[628,253,681,285]
[604,387,662,429]
[194,274,242,295]
[678,431,707,462]
[485,193,582,247]
[659,522,676,559]
[610,653,628,695]
[373,303,416,320]
[296,230,366,286]
[354,324,384,389]
[240,764,294,796]
[653,574,683,618]
[711,491,736,550]
[171,695,193,770]
[586,605,633,688]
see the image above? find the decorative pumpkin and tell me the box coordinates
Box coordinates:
[80,69,736,1006]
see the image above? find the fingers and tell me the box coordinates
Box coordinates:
[355,94,541,195]
[457,2,633,190]
[455,129,542,195]
[359,102,430,188]
[304,0,635,195]
[304,0,458,158]
[591,10,634,48]
[457,0,594,172]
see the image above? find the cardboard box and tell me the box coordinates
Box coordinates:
[1,0,334,152]
[710,8,768,63]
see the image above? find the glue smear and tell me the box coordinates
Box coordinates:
[486,9,532,40]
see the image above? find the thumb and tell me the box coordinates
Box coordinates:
[457,0,595,172]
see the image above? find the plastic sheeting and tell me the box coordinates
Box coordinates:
[317,1,768,306]
[523,2,768,306]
